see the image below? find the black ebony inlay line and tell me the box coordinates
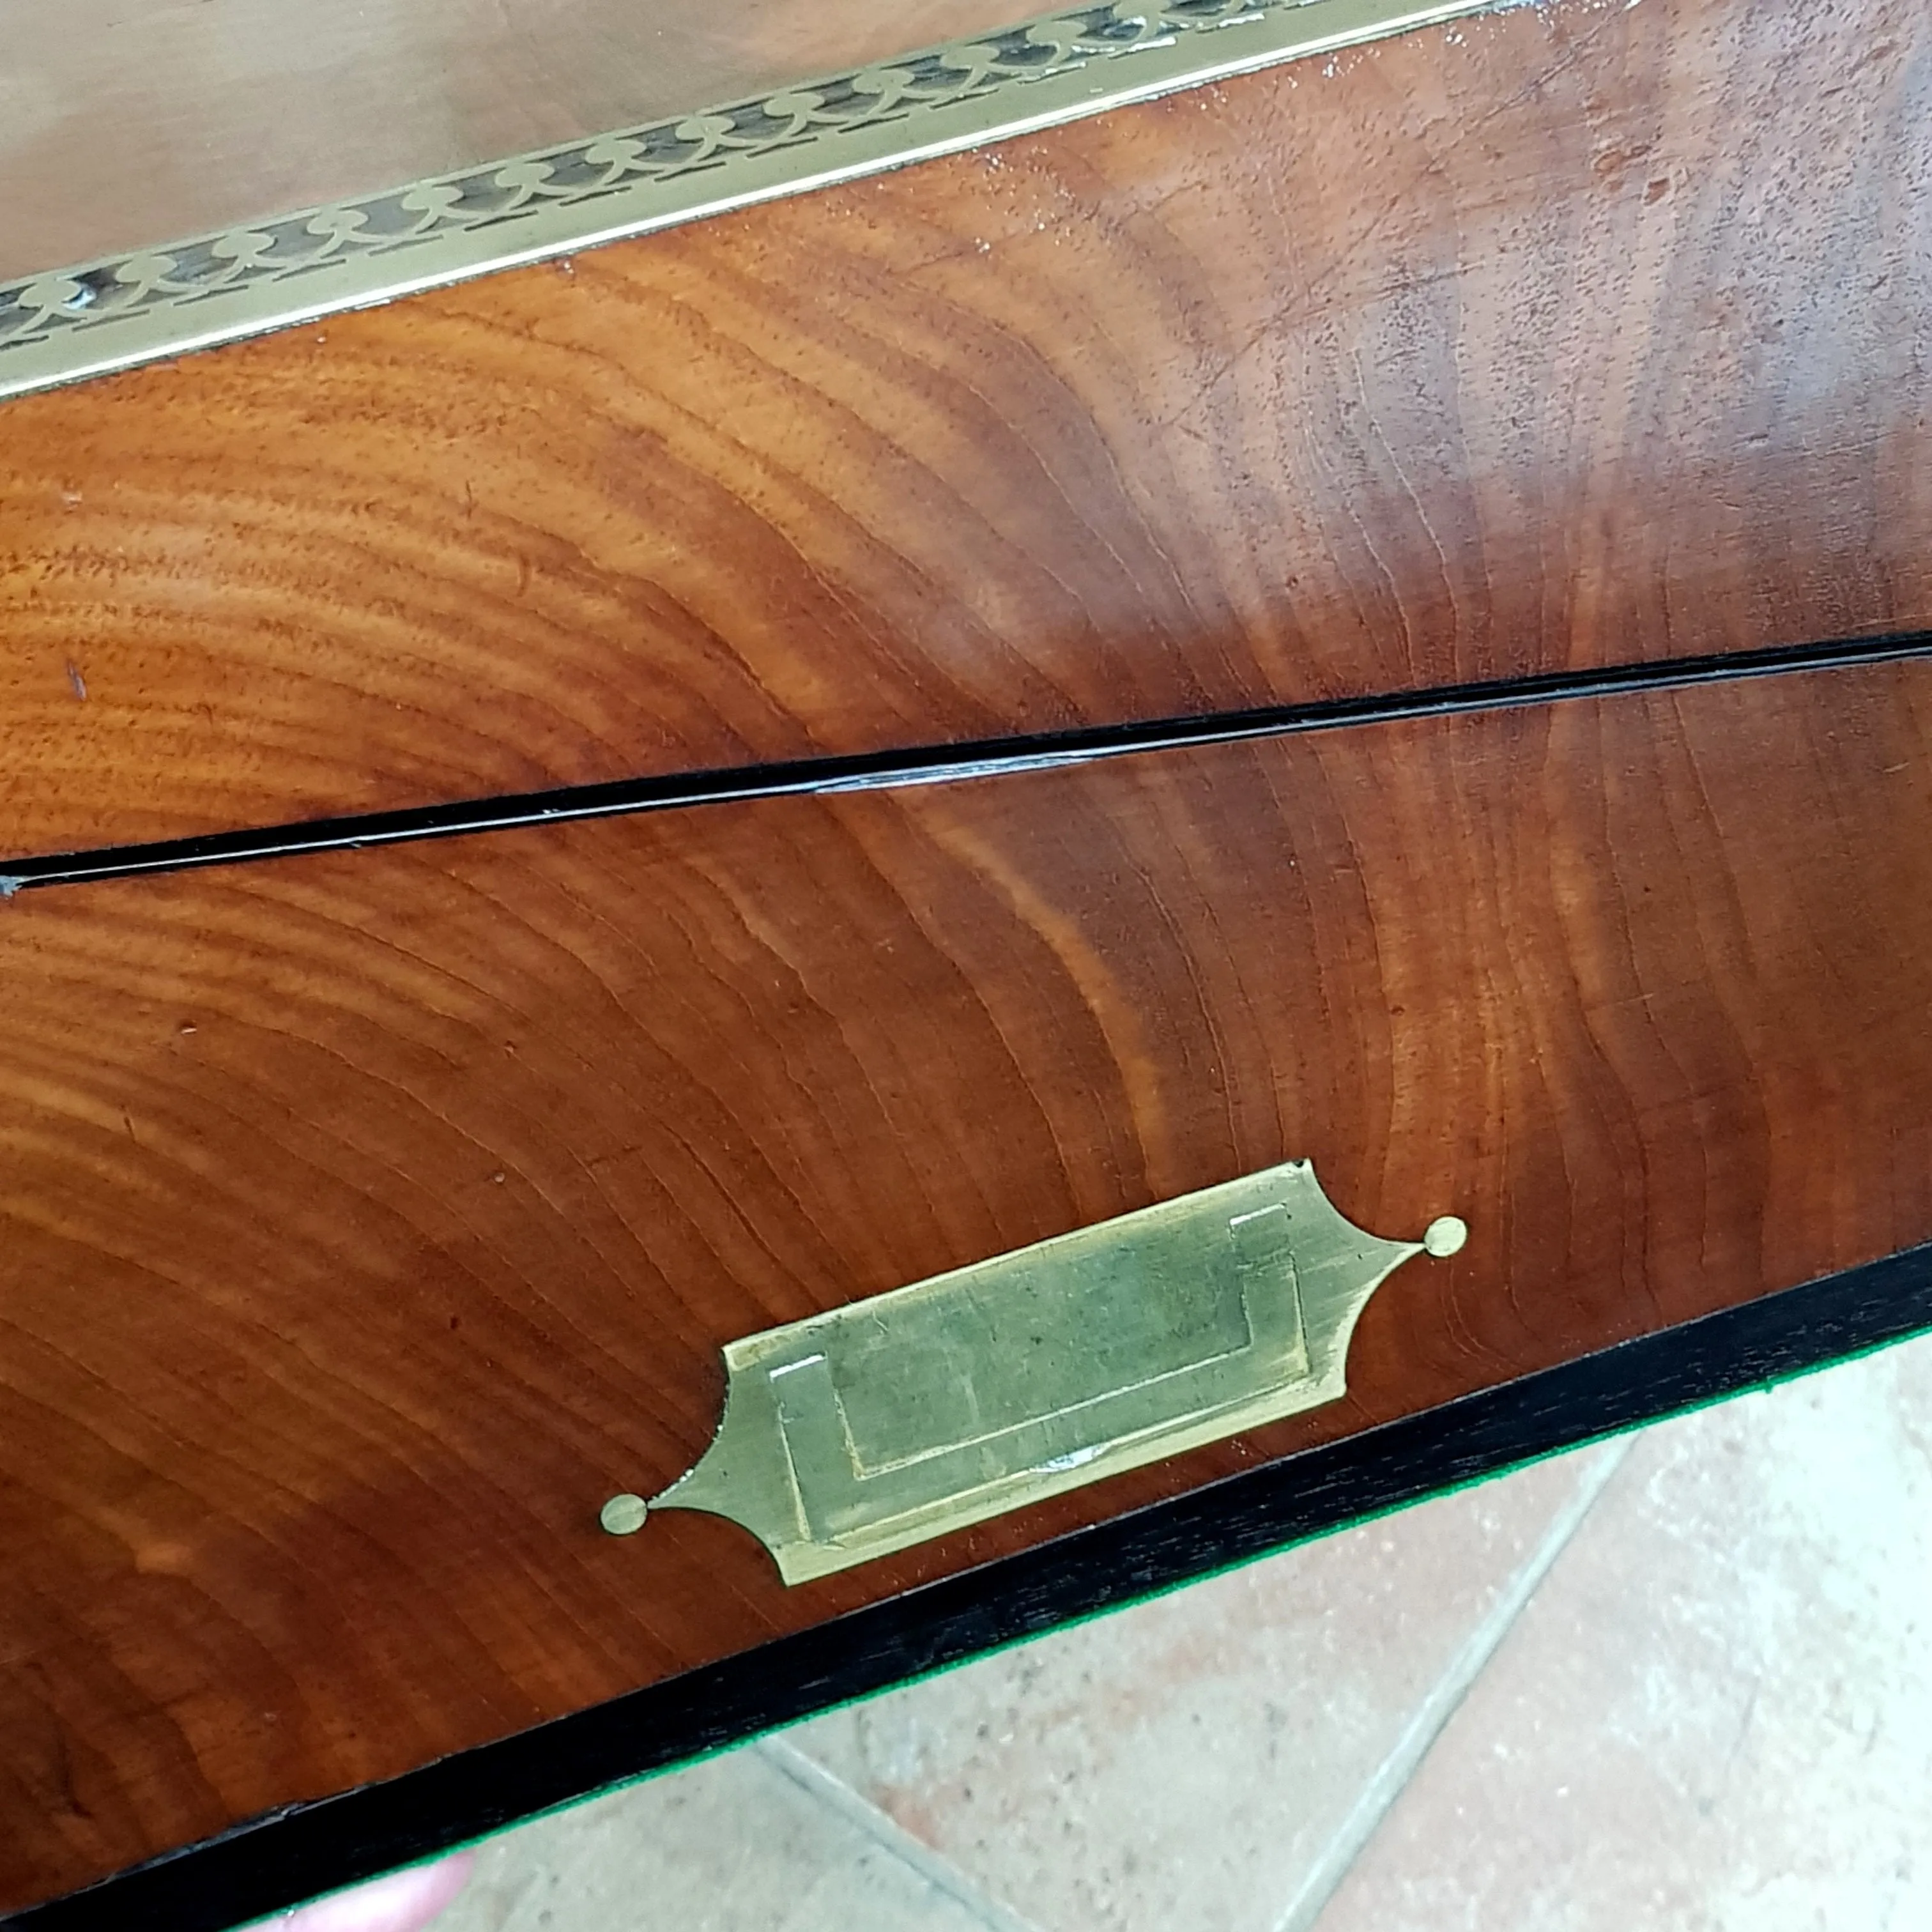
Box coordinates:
[12,1241,1932,1931]
[5,630,1930,893]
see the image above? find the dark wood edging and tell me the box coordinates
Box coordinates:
[4,629,1930,892]
[12,1239,1932,1932]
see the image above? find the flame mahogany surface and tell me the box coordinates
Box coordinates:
[2,0,1928,857]
[6,0,1932,1918]
[6,661,1932,1910]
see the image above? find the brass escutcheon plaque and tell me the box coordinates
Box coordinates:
[604,1162,1465,1582]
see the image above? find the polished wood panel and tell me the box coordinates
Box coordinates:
[0,0,1027,280]
[4,0,1928,857]
[5,659,1932,1910]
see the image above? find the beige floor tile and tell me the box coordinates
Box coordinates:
[432,1743,1013,1932]
[786,1441,1627,1932]
[1312,1332,1932,1932]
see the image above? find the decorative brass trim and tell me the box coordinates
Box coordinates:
[0,0,1503,404]
[606,1161,1464,1582]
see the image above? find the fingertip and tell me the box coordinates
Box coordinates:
[282,1850,475,1932]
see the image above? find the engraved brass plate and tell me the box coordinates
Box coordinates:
[605,1162,1463,1582]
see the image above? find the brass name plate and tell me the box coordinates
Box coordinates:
[604,1162,1464,1582]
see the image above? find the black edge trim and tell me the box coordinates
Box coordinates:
[12,1240,1932,1930]
[4,630,1929,893]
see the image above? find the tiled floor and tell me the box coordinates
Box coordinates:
[430,1331,1932,1932]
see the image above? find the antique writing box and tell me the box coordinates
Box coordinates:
[3,0,1931,1922]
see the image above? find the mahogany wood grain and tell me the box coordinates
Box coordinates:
[0,0,1027,281]
[4,0,1929,857]
[4,658,1932,1910]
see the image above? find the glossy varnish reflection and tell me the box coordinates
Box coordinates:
[0,0,1030,280]
[4,660,1932,1910]
[3,0,1929,855]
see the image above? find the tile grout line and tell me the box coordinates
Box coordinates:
[755,1735,1057,1932]
[1267,1434,1640,1932]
